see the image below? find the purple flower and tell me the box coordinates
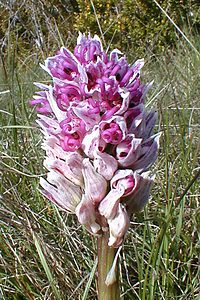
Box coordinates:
[31,33,160,247]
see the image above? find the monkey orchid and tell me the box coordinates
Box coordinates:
[30,32,160,299]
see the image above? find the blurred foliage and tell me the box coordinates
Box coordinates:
[74,0,200,58]
[0,0,200,62]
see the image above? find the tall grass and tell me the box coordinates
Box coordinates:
[0,7,200,300]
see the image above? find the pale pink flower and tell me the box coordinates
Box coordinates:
[30,33,160,247]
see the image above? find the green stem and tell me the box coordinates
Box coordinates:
[97,232,120,300]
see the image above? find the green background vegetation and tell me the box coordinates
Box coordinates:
[0,0,200,299]
[0,0,200,59]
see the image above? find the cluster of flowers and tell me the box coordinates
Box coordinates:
[30,33,160,248]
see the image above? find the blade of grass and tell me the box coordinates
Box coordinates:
[82,258,98,300]
[32,233,61,300]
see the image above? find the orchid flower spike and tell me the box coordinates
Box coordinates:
[30,32,161,247]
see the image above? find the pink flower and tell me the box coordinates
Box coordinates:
[31,33,160,247]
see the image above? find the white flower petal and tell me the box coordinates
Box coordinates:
[93,151,118,180]
[108,204,130,247]
[82,158,107,205]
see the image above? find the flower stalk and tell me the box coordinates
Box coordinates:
[97,231,120,300]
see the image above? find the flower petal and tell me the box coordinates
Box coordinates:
[143,110,158,139]
[131,133,161,172]
[42,136,66,159]
[44,152,84,186]
[124,171,154,214]
[46,87,66,122]
[75,195,101,234]
[82,126,105,158]
[124,104,144,133]
[100,116,127,145]
[99,169,135,220]
[36,114,61,136]
[40,170,81,213]
[108,204,130,247]
[98,187,125,220]
[72,100,101,130]
[82,158,107,205]
[116,135,142,167]
[114,89,130,115]
[93,151,118,180]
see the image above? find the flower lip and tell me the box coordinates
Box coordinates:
[61,133,82,152]
[100,116,127,146]
[101,122,123,145]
